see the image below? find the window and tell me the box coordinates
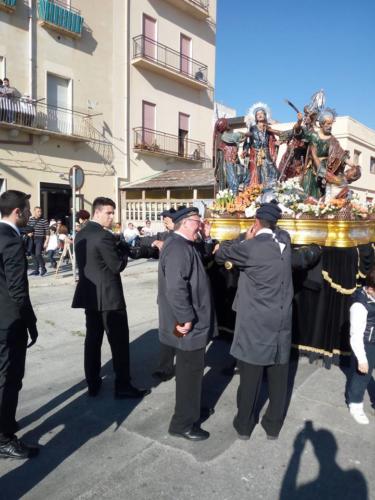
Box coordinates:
[0,56,5,80]
[142,101,156,145]
[178,113,189,157]
[353,149,361,165]
[47,73,72,134]
[143,15,157,60]
[180,34,192,76]
[370,157,375,174]
[366,196,373,204]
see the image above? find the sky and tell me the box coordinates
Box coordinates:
[215,0,375,128]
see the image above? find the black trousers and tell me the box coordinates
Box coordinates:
[234,360,289,438]
[157,342,175,375]
[347,344,375,404]
[0,322,28,440]
[32,237,46,272]
[169,347,205,433]
[84,309,130,391]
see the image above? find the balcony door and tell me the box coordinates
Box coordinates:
[178,112,189,157]
[180,35,192,76]
[142,101,156,146]
[143,15,156,60]
[47,74,71,134]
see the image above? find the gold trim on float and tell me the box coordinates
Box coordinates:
[208,217,375,248]
[321,270,358,295]
[292,343,351,357]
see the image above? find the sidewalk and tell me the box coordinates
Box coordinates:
[1,262,374,499]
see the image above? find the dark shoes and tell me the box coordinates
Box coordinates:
[40,269,47,277]
[115,384,151,399]
[28,270,39,276]
[88,378,103,397]
[0,437,39,459]
[169,424,210,441]
[152,370,174,382]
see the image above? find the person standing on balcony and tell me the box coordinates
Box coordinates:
[28,207,49,277]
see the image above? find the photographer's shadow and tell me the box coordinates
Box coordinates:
[279,421,368,500]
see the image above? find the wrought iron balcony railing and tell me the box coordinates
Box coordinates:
[163,0,209,18]
[134,127,205,161]
[0,96,90,140]
[133,35,208,85]
[0,0,16,12]
[37,0,84,38]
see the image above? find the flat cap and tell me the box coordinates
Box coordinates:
[256,201,282,223]
[160,208,176,218]
[171,207,199,223]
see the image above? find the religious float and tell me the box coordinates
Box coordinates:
[208,93,375,367]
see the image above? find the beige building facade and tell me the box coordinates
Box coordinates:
[0,0,216,226]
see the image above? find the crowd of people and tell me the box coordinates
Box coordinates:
[0,189,373,460]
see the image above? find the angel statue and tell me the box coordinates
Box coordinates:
[243,102,280,189]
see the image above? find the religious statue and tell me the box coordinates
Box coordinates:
[243,103,279,189]
[295,107,361,200]
[213,118,248,194]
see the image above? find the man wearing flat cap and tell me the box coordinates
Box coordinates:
[215,201,293,440]
[158,207,216,441]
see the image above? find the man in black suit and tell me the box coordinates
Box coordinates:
[72,197,150,399]
[0,190,39,459]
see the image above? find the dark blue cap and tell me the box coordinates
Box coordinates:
[256,201,281,223]
[160,208,176,218]
[171,207,199,223]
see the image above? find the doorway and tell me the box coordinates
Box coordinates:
[40,182,72,227]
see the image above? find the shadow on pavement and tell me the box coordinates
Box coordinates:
[279,421,368,500]
[0,329,159,500]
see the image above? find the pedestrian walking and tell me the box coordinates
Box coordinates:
[28,206,49,276]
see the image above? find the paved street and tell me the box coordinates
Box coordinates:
[0,260,374,500]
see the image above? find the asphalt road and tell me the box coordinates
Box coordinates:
[0,260,374,500]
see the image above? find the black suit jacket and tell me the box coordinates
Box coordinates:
[72,221,128,311]
[0,222,36,330]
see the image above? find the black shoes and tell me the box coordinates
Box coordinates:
[88,378,102,397]
[0,437,39,459]
[152,370,174,382]
[40,269,47,277]
[114,384,151,399]
[169,425,210,441]
[28,270,39,276]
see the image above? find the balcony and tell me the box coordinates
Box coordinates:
[0,96,91,142]
[163,0,209,19]
[133,127,205,162]
[132,35,208,89]
[0,0,16,13]
[37,0,84,38]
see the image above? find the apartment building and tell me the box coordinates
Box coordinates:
[121,0,216,223]
[0,0,217,226]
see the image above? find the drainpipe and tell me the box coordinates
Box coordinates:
[28,0,34,98]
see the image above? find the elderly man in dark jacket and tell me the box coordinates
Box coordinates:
[215,201,293,440]
[158,207,216,441]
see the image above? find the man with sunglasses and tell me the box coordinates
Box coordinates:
[158,207,216,441]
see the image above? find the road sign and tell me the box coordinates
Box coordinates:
[69,165,85,190]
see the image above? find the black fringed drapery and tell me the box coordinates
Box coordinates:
[211,243,375,368]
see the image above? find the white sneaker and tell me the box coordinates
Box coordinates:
[349,403,370,425]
